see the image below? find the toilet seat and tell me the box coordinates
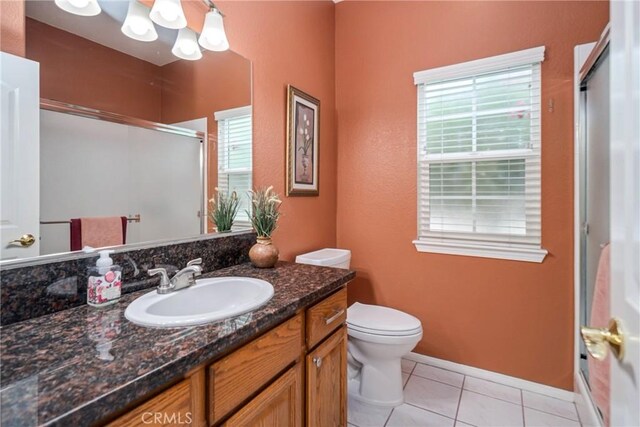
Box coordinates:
[347,302,422,336]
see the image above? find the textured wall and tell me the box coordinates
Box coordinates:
[0,0,25,56]
[218,1,338,260]
[335,0,609,389]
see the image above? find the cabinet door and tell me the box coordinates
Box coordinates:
[224,363,303,427]
[306,326,347,427]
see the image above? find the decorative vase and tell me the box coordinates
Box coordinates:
[249,237,279,268]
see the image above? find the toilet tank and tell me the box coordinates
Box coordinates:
[296,248,351,269]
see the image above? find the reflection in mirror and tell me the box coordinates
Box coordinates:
[0,0,252,263]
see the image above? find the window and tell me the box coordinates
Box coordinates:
[215,106,252,227]
[413,47,547,262]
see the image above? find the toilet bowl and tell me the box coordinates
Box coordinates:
[346,302,422,407]
[295,248,422,407]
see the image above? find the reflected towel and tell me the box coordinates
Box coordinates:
[589,243,610,427]
[70,217,127,251]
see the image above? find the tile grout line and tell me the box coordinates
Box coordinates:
[524,406,583,424]
[521,388,526,427]
[403,401,457,422]
[454,375,466,423]
[410,373,465,390]
[461,386,524,406]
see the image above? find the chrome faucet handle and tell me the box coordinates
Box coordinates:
[186,258,203,267]
[148,268,171,289]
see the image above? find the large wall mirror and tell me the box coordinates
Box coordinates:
[1,0,252,263]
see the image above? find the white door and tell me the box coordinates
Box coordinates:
[610,1,640,425]
[0,53,40,261]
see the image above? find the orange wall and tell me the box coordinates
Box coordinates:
[26,18,163,122]
[160,50,251,209]
[335,1,608,389]
[0,0,25,56]
[217,1,338,259]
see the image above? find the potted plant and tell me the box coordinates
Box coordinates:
[208,188,240,233]
[247,186,282,268]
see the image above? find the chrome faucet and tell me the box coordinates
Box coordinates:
[148,258,203,294]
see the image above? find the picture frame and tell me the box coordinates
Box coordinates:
[286,85,320,196]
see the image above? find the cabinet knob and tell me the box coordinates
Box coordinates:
[313,356,322,368]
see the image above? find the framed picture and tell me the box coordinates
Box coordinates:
[286,85,320,196]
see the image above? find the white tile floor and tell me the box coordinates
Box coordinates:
[348,358,581,427]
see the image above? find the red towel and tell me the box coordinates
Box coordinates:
[70,217,127,251]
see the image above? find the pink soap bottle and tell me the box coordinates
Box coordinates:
[87,250,122,307]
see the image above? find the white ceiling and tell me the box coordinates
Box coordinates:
[26,0,180,66]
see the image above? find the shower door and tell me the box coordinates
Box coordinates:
[578,43,610,419]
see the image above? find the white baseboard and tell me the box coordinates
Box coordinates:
[574,371,603,427]
[405,352,575,402]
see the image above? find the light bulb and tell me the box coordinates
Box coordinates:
[159,6,178,22]
[179,41,195,55]
[121,0,157,42]
[54,0,101,16]
[130,19,147,36]
[68,0,89,8]
[198,8,229,51]
[150,0,187,30]
[172,28,202,61]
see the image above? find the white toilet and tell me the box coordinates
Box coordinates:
[296,248,423,407]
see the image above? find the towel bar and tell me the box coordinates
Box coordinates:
[40,214,141,225]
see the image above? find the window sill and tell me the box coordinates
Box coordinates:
[413,239,548,263]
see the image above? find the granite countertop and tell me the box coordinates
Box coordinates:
[0,261,355,427]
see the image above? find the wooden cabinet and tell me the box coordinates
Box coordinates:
[108,369,206,427]
[107,287,348,427]
[306,288,347,349]
[223,363,303,427]
[209,314,303,425]
[306,326,347,427]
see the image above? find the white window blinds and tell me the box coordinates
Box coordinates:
[413,47,547,262]
[215,106,252,225]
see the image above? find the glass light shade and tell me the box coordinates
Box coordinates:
[149,0,187,29]
[198,8,229,52]
[121,0,158,42]
[54,0,101,16]
[172,28,203,61]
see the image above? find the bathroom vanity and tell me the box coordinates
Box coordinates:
[0,259,354,426]
[109,286,348,427]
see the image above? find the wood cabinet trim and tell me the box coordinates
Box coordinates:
[222,363,303,427]
[209,313,304,425]
[306,288,348,350]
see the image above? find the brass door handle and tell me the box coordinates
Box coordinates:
[9,234,36,248]
[581,318,625,361]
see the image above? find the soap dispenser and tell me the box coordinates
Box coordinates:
[87,250,122,307]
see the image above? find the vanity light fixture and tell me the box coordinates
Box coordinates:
[54,0,101,17]
[198,3,229,52]
[149,0,187,30]
[121,0,158,42]
[172,28,203,61]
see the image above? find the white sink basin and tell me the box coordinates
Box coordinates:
[124,277,274,327]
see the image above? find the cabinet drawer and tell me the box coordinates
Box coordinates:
[306,287,347,349]
[108,369,205,427]
[209,314,303,425]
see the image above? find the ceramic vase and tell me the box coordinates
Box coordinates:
[249,237,279,268]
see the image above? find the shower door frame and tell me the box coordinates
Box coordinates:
[573,25,610,427]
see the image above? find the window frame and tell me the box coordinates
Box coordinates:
[413,47,548,263]
[214,105,252,229]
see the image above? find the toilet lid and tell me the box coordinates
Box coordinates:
[347,303,422,336]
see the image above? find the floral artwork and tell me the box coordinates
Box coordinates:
[295,104,315,184]
[286,85,320,196]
